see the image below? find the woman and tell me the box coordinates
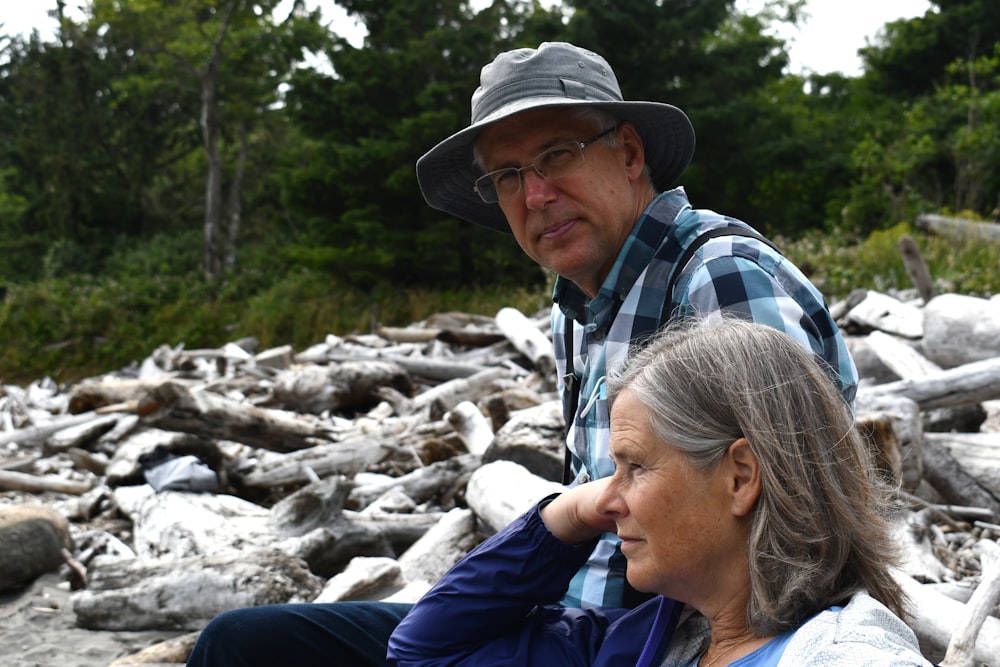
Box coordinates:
[387,317,932,666]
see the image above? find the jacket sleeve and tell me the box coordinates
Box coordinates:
[387,496,630,666]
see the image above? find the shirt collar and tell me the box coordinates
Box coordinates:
[553,187,690,327]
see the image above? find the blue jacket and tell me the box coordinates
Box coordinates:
[387,498,680,666]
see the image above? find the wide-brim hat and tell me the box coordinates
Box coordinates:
[416,41,696,234]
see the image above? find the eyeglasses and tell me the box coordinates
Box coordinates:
[473,125,619,204]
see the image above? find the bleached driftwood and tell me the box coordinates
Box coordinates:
[0,469,92,495]
[410,367,514,413]
[922,294,1000,368]
[270,360,413,415]
[313,556,403,603]
[893,567,1000,665]
[915,213,1000,243]
[482,400,565,483]
[842,290,924,338]
[496,307,556,384]
[465,460,564,533]
[107,630,200,666]
[235,435,395,490]
[924,432,1000,502]
[138,381,335,452]
[347,452,483,510]
[941,541,1000,667]
[444,401,494,455]
[396,507,478,589]
[72,549,321,631]
[861,356,1000,410]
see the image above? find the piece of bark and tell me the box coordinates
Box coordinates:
[898,235,937,304]
[0,469,92,495]
[854,394,924,492]
[138,381,335,452]
[466,460,565,533]
[72,549,321,631]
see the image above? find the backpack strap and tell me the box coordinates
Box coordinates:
[561,317,579,485]
[660,225,782,328]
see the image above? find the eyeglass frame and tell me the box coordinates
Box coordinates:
[473,125,620,204]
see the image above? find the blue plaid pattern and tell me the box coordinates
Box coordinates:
[552,187,858,609]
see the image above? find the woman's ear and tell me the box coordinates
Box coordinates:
[726,437,760,517]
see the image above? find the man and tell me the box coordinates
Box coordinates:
[187,41,856,666]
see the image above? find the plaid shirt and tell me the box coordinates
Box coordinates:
[551,187,858,609]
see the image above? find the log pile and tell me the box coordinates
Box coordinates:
[1,293,999,666]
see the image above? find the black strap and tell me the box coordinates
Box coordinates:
[562,225,781,485]
[660,225,781,327]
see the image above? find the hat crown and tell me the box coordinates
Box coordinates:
[471,42,624,124]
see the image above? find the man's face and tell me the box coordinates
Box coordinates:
[475,108,652,298]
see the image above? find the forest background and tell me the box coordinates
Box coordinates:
[0,0,998,385]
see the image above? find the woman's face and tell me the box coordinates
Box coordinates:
[598,390,751,607]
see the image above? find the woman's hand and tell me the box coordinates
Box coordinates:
[540,478,618,544]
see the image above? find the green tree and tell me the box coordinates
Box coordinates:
[88,0,327,276]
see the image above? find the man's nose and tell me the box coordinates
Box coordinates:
[521,169,556,209]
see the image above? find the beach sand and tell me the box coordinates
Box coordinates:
[0,572,186,667]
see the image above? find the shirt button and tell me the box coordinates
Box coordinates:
[577,472,590,484]
[593,330,604,341]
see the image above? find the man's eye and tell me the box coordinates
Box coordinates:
[542,147,574,165]
[493,170,519,186]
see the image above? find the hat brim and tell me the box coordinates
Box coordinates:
[416,100,696,234]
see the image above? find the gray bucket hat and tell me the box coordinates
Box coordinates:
[416,41,696,234]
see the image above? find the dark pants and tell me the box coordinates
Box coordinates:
[186,601,413,666]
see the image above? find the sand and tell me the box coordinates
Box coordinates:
[0,572,186,667]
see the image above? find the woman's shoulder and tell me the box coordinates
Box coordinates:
[778,592,934,666]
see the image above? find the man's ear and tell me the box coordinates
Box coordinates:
[726,437,760,517]
[619,122,645,177]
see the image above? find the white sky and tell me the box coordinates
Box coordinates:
[2,0,933,77]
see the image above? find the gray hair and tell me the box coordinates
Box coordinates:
[606,316,906,635]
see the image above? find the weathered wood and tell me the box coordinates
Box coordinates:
[924,432,1000,502]
[941,542,1000,667]
[898,234,937,304]
[920,438,1000,516]
[0,410,109,447]
[444,401,494,455]
[865,330,941,380]
[313,556,403,603]
[923,294,1000,368]
[495,307,556,385]
[483,400,565,483]
[411,367,514,414]
[915,213,1000,243]
[138,381,336,452]
[236,435,394,489]
[270,360,413,415]
[893,567,1000,664]
[348,452,482,510]
[0,469,92,495]
[107,631,200,666]
[860,356,1000,410]
[72,549,321,631]
[466,460,564,533]
[842,290,924,338]
[396,507,477,588]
